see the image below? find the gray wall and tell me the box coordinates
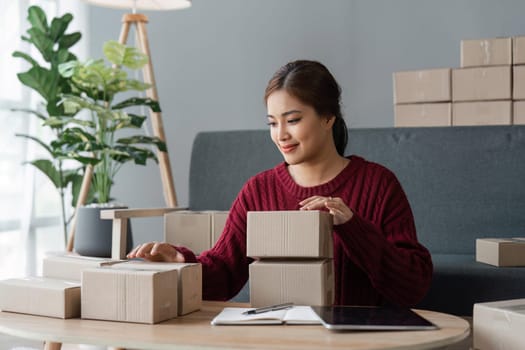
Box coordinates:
[87,0,525,243]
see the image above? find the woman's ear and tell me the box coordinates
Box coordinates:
[325,115,336,129]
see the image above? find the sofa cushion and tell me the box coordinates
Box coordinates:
[417,254,525,316]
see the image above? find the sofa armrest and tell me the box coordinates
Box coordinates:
[100,207,187,260]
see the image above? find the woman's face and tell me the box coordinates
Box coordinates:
[266,89,334,166]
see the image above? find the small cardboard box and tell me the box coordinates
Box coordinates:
[393,68,451,104]
[42,252,120,282]
[476,238,525,267]
[164,211,228,254]
[474,298,525,350]
[81,265,178,324]
[452,101,512,126]
[461,37,512,67]
[394,103,451,127]
[0,277,80,319]
[513,101,525,125]
[513,36,525,65]
[249,260,334,308]
[513,65,525,100]
[114,261,202,315]
[247,211,333,258]
[452,66,512,102]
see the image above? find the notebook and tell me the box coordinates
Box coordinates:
[210,306,321,325]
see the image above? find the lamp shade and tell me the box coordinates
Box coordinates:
[82,0,191,11]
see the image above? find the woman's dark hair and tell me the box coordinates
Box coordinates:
[264,60,348,156]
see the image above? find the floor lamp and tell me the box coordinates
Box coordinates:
[65,0,190,253]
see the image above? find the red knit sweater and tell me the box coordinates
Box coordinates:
[178,155,433,306]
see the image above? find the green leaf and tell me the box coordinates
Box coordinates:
[27,27,54,62]
[112,97,161,112]
[103,40,148,69]
[16,134,53,155]
[59,32,81,51]
[117,135,167,152]
[12,51,39,67]
[11,108,47,122]
[28,159,62,188]
[27,6,48,34]
[49,13,73,42]
[17,66,58,103]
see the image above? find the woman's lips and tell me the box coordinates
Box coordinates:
[280,144,298,153]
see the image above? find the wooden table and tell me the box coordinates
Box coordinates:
[0,302,469,350]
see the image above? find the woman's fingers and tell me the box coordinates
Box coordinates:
[300,195,353,225]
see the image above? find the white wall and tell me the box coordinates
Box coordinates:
[86,0,525,242]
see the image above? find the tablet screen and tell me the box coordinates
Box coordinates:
[311,305,439,331]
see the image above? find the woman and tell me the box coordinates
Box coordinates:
[128,60,433,307]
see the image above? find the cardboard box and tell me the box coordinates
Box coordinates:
[0,277,80,319]
[452,66,512,102]
[247,211,333,258]
[476,238,525,267]
[474,298,525,350]
[452,101,512,126]
[513,36,525,65]
[164,211,228,254]
[393,68,451,104]
[42,252,120,282]
[114,261,202,315]
[394,103,451,127]
[249,260,334,307]
[513,101,525,125]
[461,37,512,67]
[81,265,178,323]
[513,65,525,100]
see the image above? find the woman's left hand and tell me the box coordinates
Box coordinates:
[299,195,354,225]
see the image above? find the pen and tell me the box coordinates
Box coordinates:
[242,302,294,315]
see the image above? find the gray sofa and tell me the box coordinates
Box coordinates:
[188,125,525,316]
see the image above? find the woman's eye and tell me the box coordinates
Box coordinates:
[288,118,301,124]
[267,122,276,127]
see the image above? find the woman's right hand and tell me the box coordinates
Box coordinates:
[127,242,185,263]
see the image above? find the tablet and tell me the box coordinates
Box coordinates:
[311,305,439,331]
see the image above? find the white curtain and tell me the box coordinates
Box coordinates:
[0,0,87,278]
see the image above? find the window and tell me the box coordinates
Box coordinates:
[0,0,87,278]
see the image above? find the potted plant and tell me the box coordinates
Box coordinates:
[55,40,167,257]
[12,5,88,245]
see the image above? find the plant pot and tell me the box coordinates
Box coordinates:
[74,204,133,258]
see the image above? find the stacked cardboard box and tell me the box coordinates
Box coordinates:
[513,36,525,125]
[476,238,525,267]
[393,68,452,127]
[81,261,202,323]
[393,36,525,126]
[164,210,228,254]
[246,211,334,308]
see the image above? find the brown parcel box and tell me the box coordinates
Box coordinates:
[513,101,525,125]
[452,101,512,126]
[474,298,525,350]
[394,103,451,127]
[247,211,333,258]
[82,266,178,324]
[513,36,525,65]
[43,253,121,281]
[114,261,202,316]
[0,277,80,319]
[513,66,525,100]
[460,37,512,67]
[476,238,525,267]
[393,68,451,104]
[249,260,334,308]
[164,211,228,254]
[452,66,512,102]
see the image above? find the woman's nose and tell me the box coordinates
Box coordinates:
[277,124,289,140]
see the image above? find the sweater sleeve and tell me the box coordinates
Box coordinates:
[333,171,433,306]
[194,184,254,301]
